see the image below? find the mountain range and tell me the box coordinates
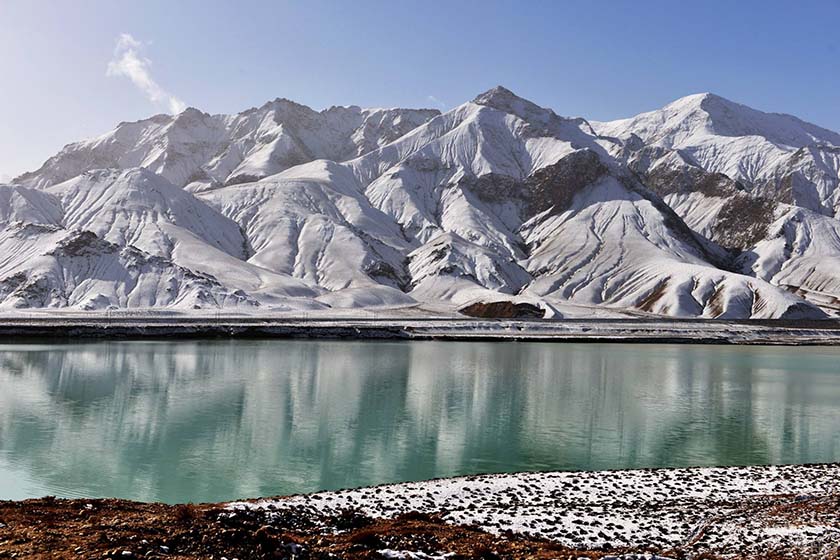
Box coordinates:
[3,86,839,319]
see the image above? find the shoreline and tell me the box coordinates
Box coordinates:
[1,316,840,344]
[1,463,837,559]
[231,462,840,558]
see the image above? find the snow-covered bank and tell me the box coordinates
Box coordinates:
[1,314,840,344]
[231,463,840,559]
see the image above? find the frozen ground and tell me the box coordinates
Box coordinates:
[0,309,839,344]
[231,463,840,559]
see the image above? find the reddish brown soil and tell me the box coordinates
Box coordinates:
[459,301,545,319]
[2,496,832,559]
[0,497,654,559]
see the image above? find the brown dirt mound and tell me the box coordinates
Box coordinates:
[459,301,545,319]
[0,497,636,559]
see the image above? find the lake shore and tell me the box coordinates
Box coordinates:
[1,315,840,344]
[1,463,837,559]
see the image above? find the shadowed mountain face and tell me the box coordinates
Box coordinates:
[2,340,839,503]
[2,87,839,318]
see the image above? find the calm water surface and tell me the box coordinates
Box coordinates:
[1,340,839,503]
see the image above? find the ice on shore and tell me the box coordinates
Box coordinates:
[231,463,840,558]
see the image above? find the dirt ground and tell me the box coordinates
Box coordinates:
[1,495,836,559]
[0,496,679,559]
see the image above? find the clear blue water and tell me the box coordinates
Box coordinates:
[1,340,839,503]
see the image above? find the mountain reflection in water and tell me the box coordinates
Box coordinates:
[1,340,839,503]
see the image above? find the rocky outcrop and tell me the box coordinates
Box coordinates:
[460,301,545,319]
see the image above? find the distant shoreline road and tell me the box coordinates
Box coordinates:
[1,316,840,345]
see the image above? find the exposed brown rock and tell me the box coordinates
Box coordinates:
[712,195,776,251]
[461,149,609,219]
[638,279,670,313]
[460,300,545,319]
[524,149,609,216]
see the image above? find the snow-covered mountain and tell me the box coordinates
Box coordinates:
[3,87,839,318]
[596,93,840,217]
[16,102,440,191]
[595,93,840,313]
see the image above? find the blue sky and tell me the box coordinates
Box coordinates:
[1,0,838,179]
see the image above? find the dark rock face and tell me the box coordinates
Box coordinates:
[364,261,406,289]
[0,273,55,308]
[524,150,609,216]
[0,272,27,300]
[12,223,62,238]
[712,195,776,252]
[224,173,264,186]
[48,230,119,257]
[459,301,545,319]
[621,145,745,199]
[462,150,608,219]
[618,147,781,264]
[641,163,742,198]
[462,173,523,206]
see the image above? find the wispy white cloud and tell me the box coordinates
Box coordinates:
[0,173,12,184]
[107,33,186,114]
[427,95,447,110]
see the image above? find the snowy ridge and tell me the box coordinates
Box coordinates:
[15,103,440,190]
[743,205,840,313]
[596,93,840,217]
[596,93,840,150]
[0,229,257,309]
[3,88,840,318]
[48,168,247,259]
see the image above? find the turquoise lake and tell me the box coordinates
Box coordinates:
[1,340,839,503]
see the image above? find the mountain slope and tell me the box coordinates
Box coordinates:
[0,171,322,310]
[521,174,813,319]
[740,205,840,313]
[47,168,247,259]
[16,103,439,191]
[197,160,415,299]
[596,93,840,217]
[597,93,840,313]
[3,88,838,318]
[0,229,257,310]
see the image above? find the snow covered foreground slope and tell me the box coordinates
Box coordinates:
[4,87,840,318]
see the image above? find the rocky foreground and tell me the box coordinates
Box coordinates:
[1,464,838,559]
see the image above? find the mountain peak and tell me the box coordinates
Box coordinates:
[676,91,722,102]
[678,93,840,146]
[178,106,206,117]
[471,86,557,124]
[473,86,537,110]
[664,92,733,113]
[172,107,209,125]
[601,92,840,149]
[472,85,518,103]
